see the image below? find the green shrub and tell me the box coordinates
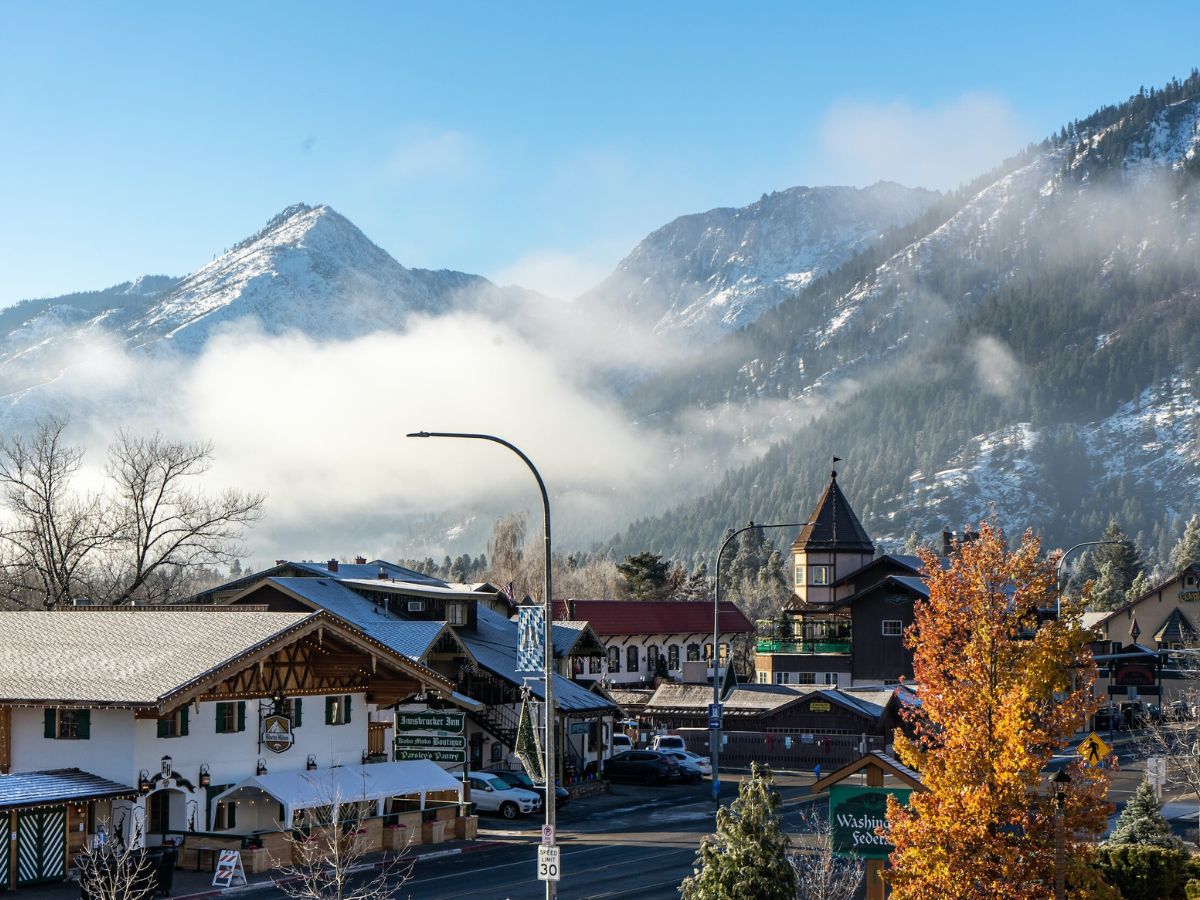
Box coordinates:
[1095,844,1191,900]
[1185,878,1200,900]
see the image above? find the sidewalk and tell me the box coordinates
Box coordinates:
[15,839,505,900]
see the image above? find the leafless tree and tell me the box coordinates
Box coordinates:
[1135,672,1200,846]
[0,419,263,607]
[100,431,263,604]
[790,808,864,900]
[0,417,114,608]
[77,819,155,900]
[275,783,412,900]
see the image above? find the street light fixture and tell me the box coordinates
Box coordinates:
[711,520,812,804]
[1052,769,1071,900]
[1055,540,1121,619]
[407,430,557,900]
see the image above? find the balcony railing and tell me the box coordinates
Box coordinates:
[756,639,851,655]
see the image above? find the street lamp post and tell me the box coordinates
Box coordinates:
[1055,540,1121,742]
[1052,769,1071,900]
[711,521,811,804]
[407,431,557,900]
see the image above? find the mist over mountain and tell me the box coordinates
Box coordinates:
[612,73,1200,568]
[2,73,1198,569]
[579,182,940,346]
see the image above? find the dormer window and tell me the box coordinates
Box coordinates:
[447,602,466,626]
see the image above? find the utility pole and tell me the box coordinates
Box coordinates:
[407,431,558,900]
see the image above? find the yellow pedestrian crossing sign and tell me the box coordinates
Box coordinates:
[1079,732,1111,766]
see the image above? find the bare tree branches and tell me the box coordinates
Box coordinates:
[0,418,263,607]
[0,417,113,608]
[102,432,263,605]
[790,808,865,900]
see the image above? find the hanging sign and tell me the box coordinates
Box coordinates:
[262,714,294,754]
[828,785,912,860]
[517,605,545,673]
[395,710,467,764]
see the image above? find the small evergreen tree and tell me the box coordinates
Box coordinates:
[680,763,797,900]
[1171,514,1200,574]
[1108,778,1182,849]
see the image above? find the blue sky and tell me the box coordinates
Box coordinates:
[2,2,1198,305]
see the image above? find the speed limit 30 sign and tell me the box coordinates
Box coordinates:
[537,845,561,882]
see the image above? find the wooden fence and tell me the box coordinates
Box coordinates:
[677,728,884,771]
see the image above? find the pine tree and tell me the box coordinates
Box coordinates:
[680,763,797,900]
[616,552,673,600]
[1108,779,1182,849]
[1171,514,1200,573]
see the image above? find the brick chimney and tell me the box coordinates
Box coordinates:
[354,556,367,565]
[327,558,339,573]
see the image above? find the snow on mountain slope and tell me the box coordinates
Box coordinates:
[581,182,939,344]
[881,374,1199,544]
[127,203,489,351]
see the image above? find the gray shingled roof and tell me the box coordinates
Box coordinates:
[0,610,312,705]
[465,607,616,713]
[0,769,138,811]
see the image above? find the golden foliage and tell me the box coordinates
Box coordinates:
[886,523,1112,899]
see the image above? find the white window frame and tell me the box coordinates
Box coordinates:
[757,671,768,684]
[446,602,466,626]
[882,620,903,637]
[774,672,791,685]
[824,672,839,686]
[794,561,804,587]
[810,565,832,585]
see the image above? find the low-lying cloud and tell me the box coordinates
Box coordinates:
[818,92,1028,191]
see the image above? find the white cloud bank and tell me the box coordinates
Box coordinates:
[818,92,1028,191]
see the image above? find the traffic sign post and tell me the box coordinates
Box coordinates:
[537,846,561,882]
[1078,731,1111,767]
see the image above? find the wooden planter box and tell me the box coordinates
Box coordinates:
[382,826,411,853]
[244,847,273,875]
[453,816,478,840]
[421,820,446,844]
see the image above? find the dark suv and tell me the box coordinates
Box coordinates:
[603,750,681,785]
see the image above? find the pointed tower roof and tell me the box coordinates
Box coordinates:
[791,464,875,554]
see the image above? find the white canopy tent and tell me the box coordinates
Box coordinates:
[211,760,464,827]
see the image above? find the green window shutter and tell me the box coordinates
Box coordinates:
[180,706,190,736]
[77,709,91,740]
[294,698,302,728]
[157,718,169,738]
[344,696,351,724]
[44,709,56,739]
[215,703,224,731]
[325,696,335,725]
[237,701,246,733]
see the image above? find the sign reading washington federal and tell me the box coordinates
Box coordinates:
[828,785,912,860]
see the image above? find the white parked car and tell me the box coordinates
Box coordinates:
[651,734,687,753]
[611,733,634,753]
[465,773,541,820]
[663,749,712,778]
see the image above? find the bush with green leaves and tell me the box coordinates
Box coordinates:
[1094,844,1191,900]
[680,762,796,900]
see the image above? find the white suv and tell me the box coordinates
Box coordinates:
[466,773,541,820]
[652,735,687,753]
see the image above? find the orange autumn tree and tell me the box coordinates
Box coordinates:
[885,523,1112,900]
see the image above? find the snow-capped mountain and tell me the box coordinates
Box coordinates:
[581,182,939,344]
[615,76,1200,562]
[126,204,491,351]
[0,204,506,399]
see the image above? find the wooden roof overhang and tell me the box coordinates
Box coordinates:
[148,611,456,716]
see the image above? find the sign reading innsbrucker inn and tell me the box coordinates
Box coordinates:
[394,710,467,764]
[828,785,912,859]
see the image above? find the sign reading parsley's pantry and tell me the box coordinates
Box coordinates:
[394,710,467,764]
